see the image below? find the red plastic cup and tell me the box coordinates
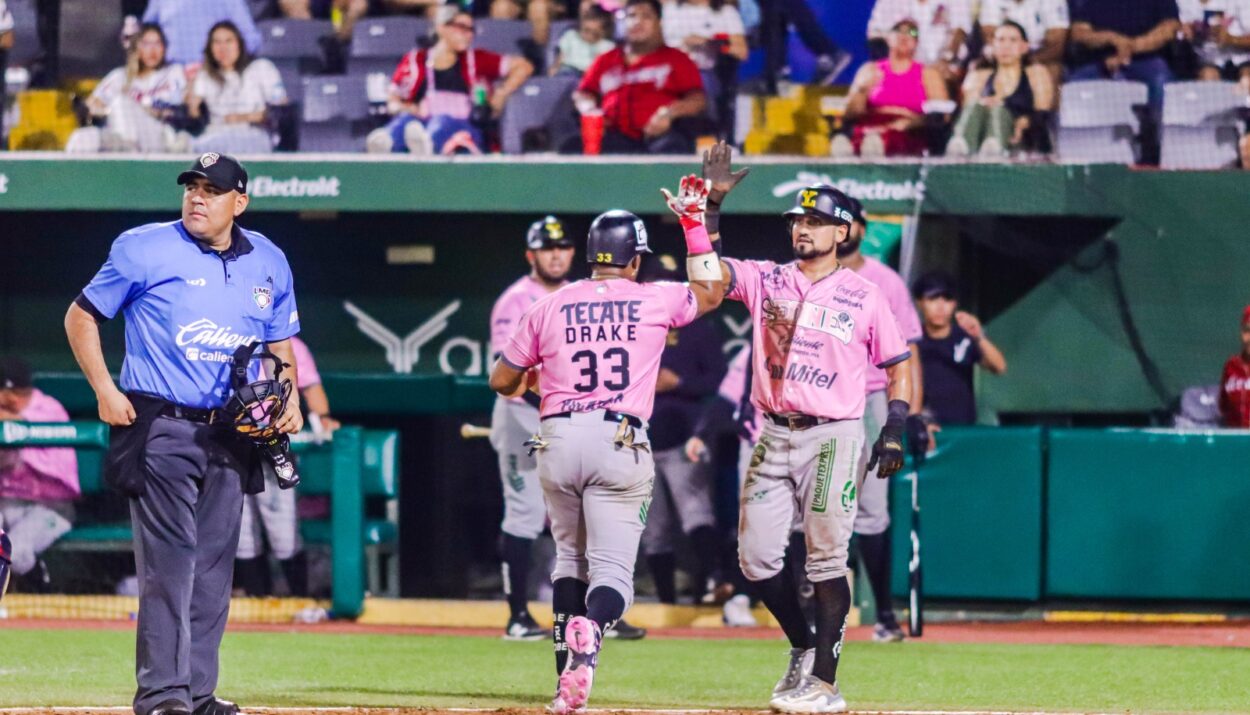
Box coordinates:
[581,111,605,155]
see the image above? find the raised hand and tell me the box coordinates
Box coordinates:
[701,141,750,201]
[661,174,711,227]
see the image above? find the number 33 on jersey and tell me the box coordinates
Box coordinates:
[500,278,699,419]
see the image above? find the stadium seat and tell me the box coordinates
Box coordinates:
[1160,81,1244,170]
[300,75,371,151]
[1057,80,1147,164]
[475,19,533,57]
[499,75,578,153]
[259,18,333,64]
[545,19,577,72]
[349,17,429,78]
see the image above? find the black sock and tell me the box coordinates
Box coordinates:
[786,532,815,628]
[586,586,626,631]
[234,557,270,596]
[647,552,677,604]
[499,533,534,619]
[751,570,814,650]
[811,576,851,685]
[688,525,722,594]
[279,552,308,597]
[552,577,588,674]
[857,531,897,628]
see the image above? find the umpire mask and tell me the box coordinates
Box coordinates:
[223,342,300,489]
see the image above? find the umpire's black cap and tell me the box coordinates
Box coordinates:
[526,215,574,250]
[783,183,856,225]
[0,357,32,391]
[587,210,652,267]
[177,152,248,194]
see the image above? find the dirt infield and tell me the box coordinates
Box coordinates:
[4,618,1248,648]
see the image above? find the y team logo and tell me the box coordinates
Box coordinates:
[801,190,819,208]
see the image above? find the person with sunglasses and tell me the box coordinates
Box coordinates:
[868,0,973,80]
[368,5,534,155]
[838,19,949,158]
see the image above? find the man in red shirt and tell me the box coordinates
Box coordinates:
[573,0,707,154]
[1219,306,1250,427]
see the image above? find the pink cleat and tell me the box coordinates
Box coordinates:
[557,616,601,712]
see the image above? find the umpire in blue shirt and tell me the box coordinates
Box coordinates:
[64,153,303,715]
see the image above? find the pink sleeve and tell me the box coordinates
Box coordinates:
[290,337,321,389]
[722,257,761,306]
[501,305,542,370]
[868,294,911,369]
[885,274,923,343]
[661,282,699,328]
[489,292,519,357]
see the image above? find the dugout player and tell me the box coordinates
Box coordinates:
[704,144,913,713]
[65,153,302,715]
[839,197,927,643]
[489,215,575,640]
[488,176,724,714]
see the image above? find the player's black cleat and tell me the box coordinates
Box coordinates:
[146,700,191,715]
[192,697,240,715]
[504,612,548,641]
[603,618,647,640]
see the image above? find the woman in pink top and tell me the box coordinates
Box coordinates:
[841,19,948,157]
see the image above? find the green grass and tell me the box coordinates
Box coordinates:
[1,629,1248,713]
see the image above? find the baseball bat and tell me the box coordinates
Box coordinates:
[460,423,491,439]
[907,457,924,637]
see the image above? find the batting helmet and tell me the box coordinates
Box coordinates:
[0,530,12,603]
[783,184,856,225]
[586,210,652,267]
[526,215,573,250]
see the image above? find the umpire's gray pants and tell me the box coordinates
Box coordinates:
[853,390,890,536]
[131,416,245,715]
[640,445,716,556]
[538,411,654,609]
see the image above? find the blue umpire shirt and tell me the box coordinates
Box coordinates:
[77,220,300,409]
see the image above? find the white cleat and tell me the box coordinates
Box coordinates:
[771,675,848,713]
[722,594,758,627]
[770,647,815,702]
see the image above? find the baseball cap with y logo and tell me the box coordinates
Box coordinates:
[177,152,249,194]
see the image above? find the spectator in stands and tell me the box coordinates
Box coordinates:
[0,0,13,141]
[1217,306,1250,427]
[490,0,560,47]
[188,21,288,154]
[378,0,443,19]
[368,7,534,154]
[947,21,1054,157]
[662,0,748,71]
[552,3,615,75]
[914,273,1007,427]
[1179,0,1250,86]
[759,0,850,88]
[1068,0,1181,163]
[66,24,188,153]
[837,19,949,158]
[573,0,707,154]
[978,0,1070,77]
[142,0,262,66]
[278,0,369,43]
[868,0,973,79]
[0,357,79,591]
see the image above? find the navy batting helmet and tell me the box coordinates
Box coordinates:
[526,215,573,250]
[586,210,652,267]
[783,184,856,225]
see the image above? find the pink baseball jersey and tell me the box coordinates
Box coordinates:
[719,346,760,443]
[492,275,563,405]
[0,389,80,502]
[501,278,699,419]
[723,258,910,420]
[856,257,922,393]
[289,336,321,390]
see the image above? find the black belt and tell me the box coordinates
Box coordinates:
[543,409,644,430]
[765,413,837,431]
[159,402,224,425]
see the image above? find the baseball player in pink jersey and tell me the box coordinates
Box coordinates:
[700,144,914,713]
[489,180,724,713]
[235,336,335,597]
[840,197,927,643]
[488,216,575,641]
